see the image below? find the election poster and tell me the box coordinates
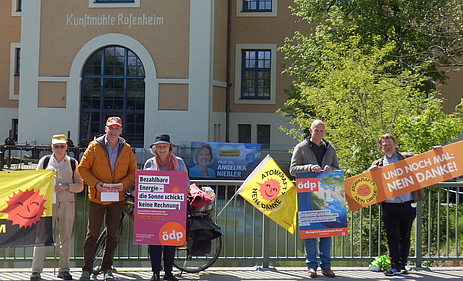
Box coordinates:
[345,140,463,211]
[133,170,188,246]
[189,142,261,179]
[296,170,348,239]
[0,170,54,247]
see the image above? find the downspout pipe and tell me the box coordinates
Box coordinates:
[225,0,232,143]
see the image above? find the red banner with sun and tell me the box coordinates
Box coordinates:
[0,170,54,247]
[236,154,297,234]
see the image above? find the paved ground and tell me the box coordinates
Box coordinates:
[1,267,463,281]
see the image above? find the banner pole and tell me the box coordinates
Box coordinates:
[214,194,238,222]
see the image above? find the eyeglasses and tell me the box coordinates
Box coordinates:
[53,144,66,149]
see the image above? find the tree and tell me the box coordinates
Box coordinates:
[279,0,463,176]
[278,35,463,176]
[288,0,463,87]
[396,97,463,154]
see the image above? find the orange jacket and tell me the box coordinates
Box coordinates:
[78,136,137,204]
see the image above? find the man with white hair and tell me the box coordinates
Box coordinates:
[290,120,339,278]
[31,134,83,281]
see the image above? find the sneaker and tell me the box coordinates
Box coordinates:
[400,266,409,274]
[58,271,73,280]
[384,267,401,276]
[79,271,91,281]
[30,272,41,281]
[104,269,115,281]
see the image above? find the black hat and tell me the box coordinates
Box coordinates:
[150,134,175,148]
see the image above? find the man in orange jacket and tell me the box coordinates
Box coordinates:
[78,116,137,281]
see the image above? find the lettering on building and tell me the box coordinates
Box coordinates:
[66,14,164,27]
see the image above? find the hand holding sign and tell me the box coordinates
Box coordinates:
[345,140,463,211]
[101,183,123,201]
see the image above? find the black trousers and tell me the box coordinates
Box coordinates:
[381,201,417,268]
[148,245,176,273]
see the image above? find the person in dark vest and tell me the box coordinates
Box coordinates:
[368,133,424,276]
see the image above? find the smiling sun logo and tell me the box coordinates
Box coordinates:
[0,189,47,228]
[258,179,281,201]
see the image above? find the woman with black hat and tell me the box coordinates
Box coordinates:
[143,134,187,281]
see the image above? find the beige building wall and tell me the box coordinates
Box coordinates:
[229,0,310,114]
[0,1,21,108]
[17,0,216,146]
[37,0,192,111]
[0,1,21,140]
[2,0,463,149]
[38,1,190,79]
[438,66,463,114]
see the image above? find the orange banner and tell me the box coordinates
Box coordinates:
[345,140,463,211]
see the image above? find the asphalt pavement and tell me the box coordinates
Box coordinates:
[0,267,463,281]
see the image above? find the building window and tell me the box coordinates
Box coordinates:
[94,0,134,2]
[14,48,20,76]
[16,0,22,12]
[80,45,145,147]
[237,0,276,17]
[12,0,22,15]
[241,50,271,100]
[12,119,18,142]
[257,125,270,149]
[89,0,139,8]
[235,44,276,104]
[242,0,272,12]
[238,124,252,143]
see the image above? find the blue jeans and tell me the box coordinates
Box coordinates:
[304,237,332,269]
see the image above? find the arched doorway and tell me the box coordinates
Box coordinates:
[80,45,145,147]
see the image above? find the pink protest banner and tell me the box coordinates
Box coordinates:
[345,140,463,211]
[133,170,188,246]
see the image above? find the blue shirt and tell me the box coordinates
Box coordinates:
[104,136,120,173]
[383,152,413,203]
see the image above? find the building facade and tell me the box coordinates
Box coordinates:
[1,0,305,151]
[1,0,462,152]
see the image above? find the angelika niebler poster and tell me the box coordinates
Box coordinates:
[133,170,188,246]
[296,170,348,239]
[189,142,261,180]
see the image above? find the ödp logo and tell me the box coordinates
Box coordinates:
[296,178,319,192]
[158,222,186,246]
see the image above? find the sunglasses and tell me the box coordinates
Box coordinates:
[53,144,67,149]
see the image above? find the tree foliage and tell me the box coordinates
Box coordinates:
[397,97,463,154]
[289,0,463,86]
[279,0,463,176]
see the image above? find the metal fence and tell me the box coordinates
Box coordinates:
[0,146,462,269]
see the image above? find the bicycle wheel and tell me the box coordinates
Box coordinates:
[93,228,107,275]
[173,235,222,273]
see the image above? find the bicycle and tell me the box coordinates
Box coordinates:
[92,186,222,275]
[173,208,222,273]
